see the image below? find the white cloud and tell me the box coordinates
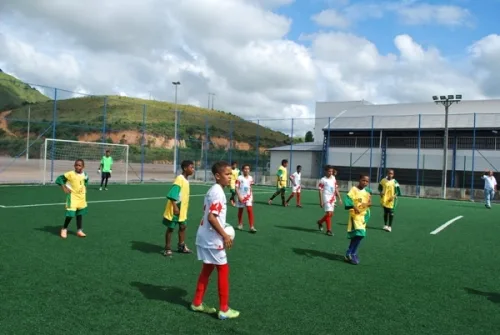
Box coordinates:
[312,9,350,28]
[0,0,497,139]
[395,3,472,26]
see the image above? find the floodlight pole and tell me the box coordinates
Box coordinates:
[434,96,460,199]
[173,81,181,175]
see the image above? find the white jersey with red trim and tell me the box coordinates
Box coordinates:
[318,176,337,205]
[196,184,227,250]
[236,175,253,207]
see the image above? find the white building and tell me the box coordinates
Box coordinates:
[268,98,500,199]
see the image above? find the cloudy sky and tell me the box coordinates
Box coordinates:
[0,0,499,135]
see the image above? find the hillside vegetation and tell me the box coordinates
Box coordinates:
[0,74,291,165]
[0,71,50,111]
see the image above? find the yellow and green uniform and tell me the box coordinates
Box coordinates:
[378,178,401,210]
[55,170,89,217]
[230,168,240,194]
[344,186,371,239]
[276,165,287,190]
[101,156,113,173]
[163,175,190,228]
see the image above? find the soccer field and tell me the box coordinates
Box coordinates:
[1,183,499,334]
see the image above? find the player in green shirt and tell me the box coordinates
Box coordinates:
[98,150,113,191]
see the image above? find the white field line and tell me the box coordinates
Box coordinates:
[430,216,463,235]
[0,191,269,209]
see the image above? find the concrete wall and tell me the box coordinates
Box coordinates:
[328,147,500,171]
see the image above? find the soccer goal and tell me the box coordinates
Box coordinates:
[41,139,129,185]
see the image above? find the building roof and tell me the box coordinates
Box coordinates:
[268,143,323,152]
[321,99,500,131]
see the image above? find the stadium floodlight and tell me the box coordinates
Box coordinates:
[172,81,181,175]
[432,94,462,199]
[432,96,438,101]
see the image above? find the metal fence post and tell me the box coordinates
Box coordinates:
[140,104,146,183]
[50,88,58,182]
[416,114,421,197]
[470,113,477,200]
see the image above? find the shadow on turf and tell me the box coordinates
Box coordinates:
[464,288,500,304]
[35,225,67,236]
[131,282,188,305]
[292,248,346,262]
[130,241,163,254]
[275,225,318,233]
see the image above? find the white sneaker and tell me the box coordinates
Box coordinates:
[387,226,392,232]
[383,225,389,231]
[237,225,243,230]
[99,187,102,191]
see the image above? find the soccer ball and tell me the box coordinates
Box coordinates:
[224,224,235,241]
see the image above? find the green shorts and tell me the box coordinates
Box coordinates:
[276,186,286,192]
[65,207,88,217]
[162,218,186,229]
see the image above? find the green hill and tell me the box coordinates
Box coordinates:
[0,70,50,110]
[0,74,291,164]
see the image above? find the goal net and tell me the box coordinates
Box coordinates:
[41,139,129,185]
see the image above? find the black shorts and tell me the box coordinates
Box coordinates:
[383,206,394,214]
[102,172,111,178]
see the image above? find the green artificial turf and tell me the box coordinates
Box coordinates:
[0,184,499,334]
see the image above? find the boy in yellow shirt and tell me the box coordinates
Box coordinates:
[344,174,371,265]
[268,159,288,206]
[162,160,195,256]
[56,159,89,239]
[378,169,401,232]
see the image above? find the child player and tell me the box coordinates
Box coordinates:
[286,165,302,207]
[378,169,401,232]
[344,174,371,265]
[268,159,288,206]
[229,161,240,206]
[317,165,342,236]
[236,164,256,233]
[56,159,89,239]
[98,150,113,191]
[162,160,195,256]
[191,161,240,320]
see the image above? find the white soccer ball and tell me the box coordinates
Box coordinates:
[224,224,235,241]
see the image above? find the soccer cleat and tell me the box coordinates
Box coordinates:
[344,253,352,262]
[237,224,243,230]
[268,199,272,205]
[350,255,360,265]
[297,204,302,208]
[76,230,86,238]
[326,230,333,236]
[387,226,392,232]
[250,227,257,233]
[99,187,102,191]
[218,308,240,320]
[317,221,323,232]
[60,228,68,239]
[191,303,217,314]
[105,188,108,191]
[383,225,389,231]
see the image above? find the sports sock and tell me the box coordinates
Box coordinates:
[297,193,301,205]
[326,215,332,231]
[193,263,215,306]
[318,213,328,224]
[216,264,230,312]
[104,176,109,187]
[351,236,363,255]
[100,176,104,187]
[76,215,83,230]
[388,213,394,227]
[347,239,356,254]
[237,208,243,224]
[247,206,254,228]
[270,191,280,200]
[383,211,388,224]
[63,217,72,229]
[280,190,285,205]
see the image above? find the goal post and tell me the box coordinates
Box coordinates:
[41,139,129,185]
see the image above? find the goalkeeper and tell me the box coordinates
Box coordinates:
[98,150,113,190]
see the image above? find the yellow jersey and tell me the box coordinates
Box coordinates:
[276,165,287,188]
[378,178,401,209]
[230,168,240,189]
[345,186,371,238]
[56,170,88,201]
[164,175,190,222]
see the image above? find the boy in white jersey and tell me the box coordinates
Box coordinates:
[285,165,302,207]
[236,164,256,233]
[316,165,342,236]
[482,170,497,209]
[191,161,240,320]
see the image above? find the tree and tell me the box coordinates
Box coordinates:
[305,131,314,142]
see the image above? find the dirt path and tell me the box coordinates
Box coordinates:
[0,111,16,137]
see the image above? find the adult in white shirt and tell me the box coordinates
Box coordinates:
[481,170,497,209]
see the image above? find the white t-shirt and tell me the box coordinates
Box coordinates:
[290,172,301,187]
[196,184,227,250]
[236,175,253,205]
[318,176,337,204]
[482,175,497,190]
